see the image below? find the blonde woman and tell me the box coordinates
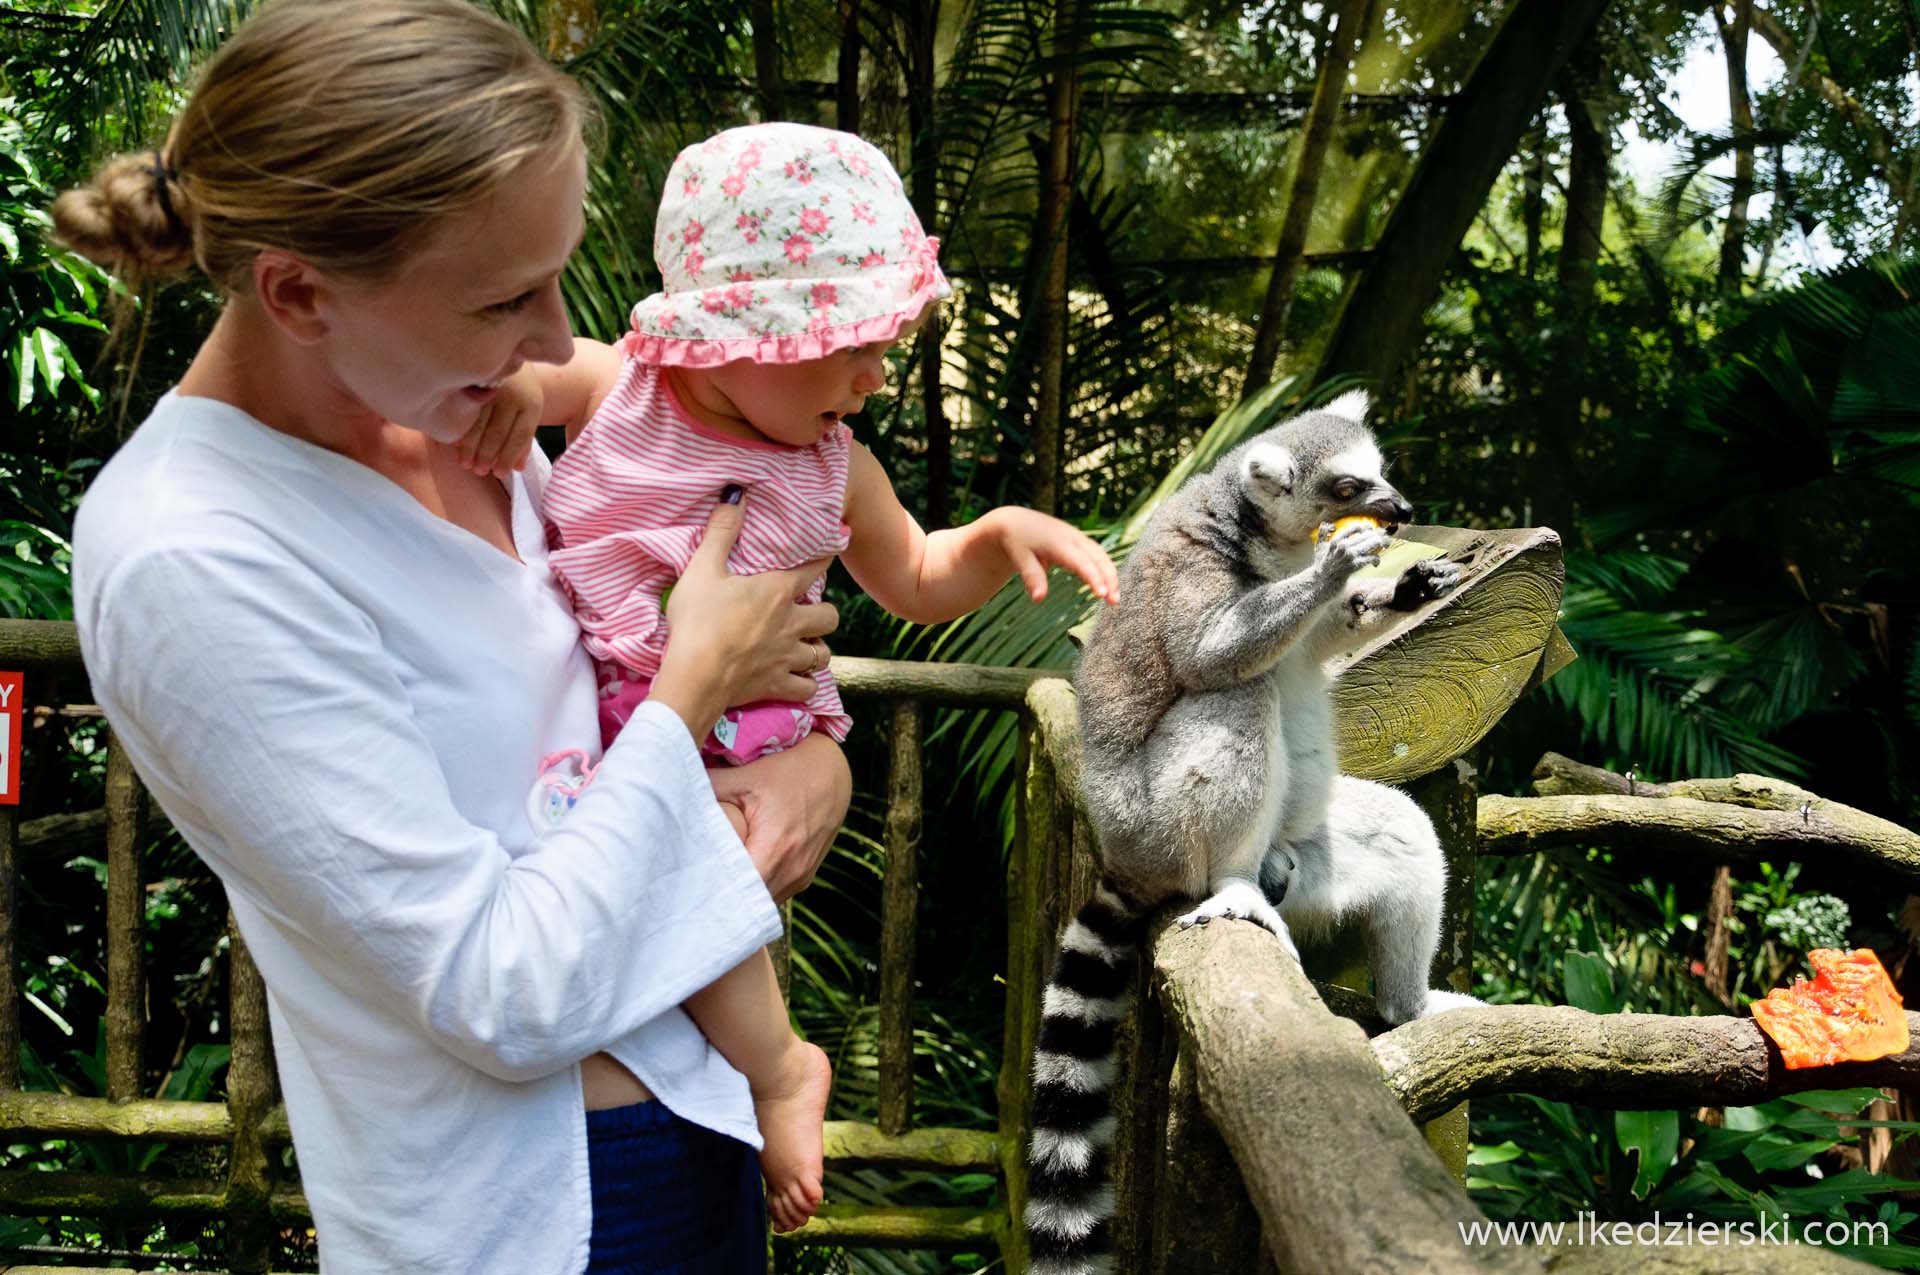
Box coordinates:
[54,2,845,1270]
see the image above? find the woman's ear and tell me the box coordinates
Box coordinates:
[251,249,330,346]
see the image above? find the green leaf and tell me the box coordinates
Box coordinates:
[1615,1109,1679,1198]
[1562,951,1619,1013]
[11,330,34,411]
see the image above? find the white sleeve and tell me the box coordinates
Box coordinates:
[83,536,781,1082]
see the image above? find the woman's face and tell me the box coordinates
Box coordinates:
[315,143,587,444]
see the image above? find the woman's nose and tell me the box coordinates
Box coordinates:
[519,279,575,366]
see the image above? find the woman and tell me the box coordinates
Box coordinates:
[54,2,846,1270]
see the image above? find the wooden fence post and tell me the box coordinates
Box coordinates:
[103,730,147,1105]
[1409,756,1478,1183]
[878,698,924,1137]
[225,916,277,1274]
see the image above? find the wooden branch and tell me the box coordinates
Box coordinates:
[783,1202,1002,1248]
[1477,793,1920,887]
[1375,1004,1920,1125]
[0,619,82,667]
[1151,920,1534,1274]
[1749,3,1898,172]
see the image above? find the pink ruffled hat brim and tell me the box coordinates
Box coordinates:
[624,259,951,368]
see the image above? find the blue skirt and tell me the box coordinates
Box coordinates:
[586,1100,766,1273]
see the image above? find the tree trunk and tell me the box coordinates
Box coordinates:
[904,0,950,528]
[1702,863,1734,1005]
[752,0,783,121]
[1032,0,1080,517]
[1713,0,1755,292]
[1244,0,1370,393]
[836,0,861,134]
[1522,112,1547,278]
[1315,0,1614,393]
[1527,35,1607,544]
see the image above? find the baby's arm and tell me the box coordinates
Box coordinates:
[839,442,1118,625]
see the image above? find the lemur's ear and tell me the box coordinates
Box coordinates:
[1321,389,1370,422]
[1243,443,1296,495]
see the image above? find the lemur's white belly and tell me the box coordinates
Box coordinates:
[1272,654,1336,845]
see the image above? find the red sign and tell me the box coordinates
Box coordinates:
[1,672,19,806]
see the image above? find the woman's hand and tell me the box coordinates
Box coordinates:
[709,734,851,902]
[648,489,838,741]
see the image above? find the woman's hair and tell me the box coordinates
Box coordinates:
[52,0,587,293]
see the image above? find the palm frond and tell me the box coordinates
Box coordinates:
[27,0,255,156]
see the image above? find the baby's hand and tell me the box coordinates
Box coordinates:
[454,368,544,478]
[989,507,1119,605]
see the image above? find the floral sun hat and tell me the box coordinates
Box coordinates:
[627,122,951,366]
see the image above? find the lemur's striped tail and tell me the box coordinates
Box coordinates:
[1025,876,1152,1275]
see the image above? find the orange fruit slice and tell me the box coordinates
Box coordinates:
[1751,948,1908,1069]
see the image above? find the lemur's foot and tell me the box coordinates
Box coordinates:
[1390,557,1463,610]
[1176,882,1300,962]
[756,1040,832,1234]
[1378,987,1484,1026]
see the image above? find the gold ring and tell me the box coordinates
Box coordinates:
[810,640,828,673]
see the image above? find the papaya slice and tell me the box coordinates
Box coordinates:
[1751,948,1909,1070]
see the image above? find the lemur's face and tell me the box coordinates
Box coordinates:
[1239,415,1415,544]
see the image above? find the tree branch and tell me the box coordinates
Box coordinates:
[1375,1004,1920,1125]
[1477,791,1920,887]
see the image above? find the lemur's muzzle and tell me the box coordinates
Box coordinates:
[1365,491,1415,529]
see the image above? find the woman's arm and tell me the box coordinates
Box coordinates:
[79,500,833,1084]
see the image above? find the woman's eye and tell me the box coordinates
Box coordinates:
[488,291,535,315]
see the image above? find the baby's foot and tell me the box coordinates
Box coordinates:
[756,1039,832,1233]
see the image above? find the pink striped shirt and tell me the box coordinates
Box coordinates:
[544,352,853,741]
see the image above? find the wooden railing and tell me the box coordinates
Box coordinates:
[0,622,1055,1271]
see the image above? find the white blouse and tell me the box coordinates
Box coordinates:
[71,393,781,1274]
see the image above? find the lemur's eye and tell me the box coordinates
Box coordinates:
[1333,480,1360,501]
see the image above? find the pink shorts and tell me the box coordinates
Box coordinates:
[596,659,814,766]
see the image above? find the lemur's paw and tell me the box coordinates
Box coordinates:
[1316,521,1391,581]
[1378,987,1484,1025]
[1176,883,1299,961]
[1389,557,1462,610]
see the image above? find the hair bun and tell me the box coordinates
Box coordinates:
[51,153,196,281]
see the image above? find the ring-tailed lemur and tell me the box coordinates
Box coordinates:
[1025,392,1479,1274]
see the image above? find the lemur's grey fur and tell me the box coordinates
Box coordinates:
[1024,392,1479,1275]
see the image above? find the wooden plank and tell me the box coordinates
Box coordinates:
[1330,526,1566,785]
[877,699,923,1137]
[1409,758,1479,1183]
[102,730,146,1104]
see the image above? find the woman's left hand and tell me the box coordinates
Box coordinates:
[708,733,851,902]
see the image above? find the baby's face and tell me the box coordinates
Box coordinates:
[707,340,897,446]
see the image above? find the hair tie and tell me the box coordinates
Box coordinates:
[147,150,183,232]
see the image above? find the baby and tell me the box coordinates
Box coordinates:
[464,123,1116,1233]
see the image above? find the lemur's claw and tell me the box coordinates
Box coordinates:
[1390,557,1463,609]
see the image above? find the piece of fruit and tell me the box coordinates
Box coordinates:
[1750,948,1909,1069]
[1313,514,1388,544]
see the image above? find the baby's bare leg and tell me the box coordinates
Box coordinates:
[683,800,832,1233]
